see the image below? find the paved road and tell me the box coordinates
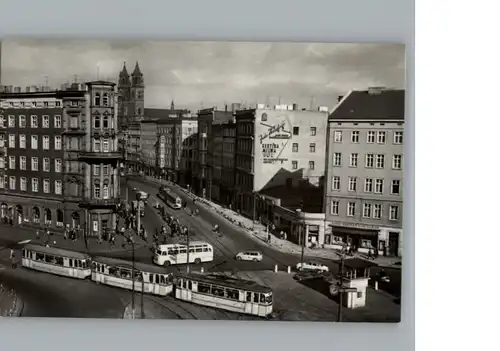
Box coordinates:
[124,177,402,297]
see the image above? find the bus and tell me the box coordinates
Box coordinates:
[91,256,174,296]
[21,244,92,279]
[158,186,182,209]
[136,190,149,201]
[175,273,273,318]
[154,241,214,267]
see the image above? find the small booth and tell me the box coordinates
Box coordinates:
[332,258,376,309]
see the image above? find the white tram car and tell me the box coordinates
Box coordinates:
[21,244,92,279]
[175,273,273,317]
[91,256,174,296]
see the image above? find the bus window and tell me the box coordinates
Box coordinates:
[260,294,265,303]
[155,274,160,284]
[163,251,168,256]
[246,292,252,302]
[208,247,212,252]
[189,248,195,253]
[253,293,259,303]
[179,248,186,254]
[195,248,202,253]
[188,281,192,290]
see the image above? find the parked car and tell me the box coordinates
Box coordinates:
[295,261,329,273]
[235,251,263,262]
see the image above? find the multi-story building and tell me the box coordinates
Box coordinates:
[233,104,329,218]
[324,88,404,257]
[0,81,121,237]
[195,106,235,198]
[139,119,159,176]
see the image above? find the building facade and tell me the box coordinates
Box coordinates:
[139,119,159,176]
[234,105,329,218]
[117,62,144,128]
[324,88,405,257]
[0,81,121,237]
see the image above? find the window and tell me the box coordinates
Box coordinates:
[43,179,50,193]
[0,157,4,169]
[70,116,78,128]
[393,131,403,144]
[0,115,4,127]
[103,183,109,199]
[373,204,382,219]
[93,165,100,176]
[102,139,109,152]
[375,179,384,193]
[310,127,316,136]
[103,115,109,128]
[365,153,374,168]
[376,154,385,168]
[391,180,401,195]
[94,93,101,106]
[55,180,62,195]
[292,161,298,169]
[389,205,399,220]
[94,115,101,128]
[31,115,38,128]
[43,135,50,150]
[309,143,316,152]
[20,177,27,191]
[19,115,26,128]
[333,152,342,166]
[42,115,50,128]
[43,158,50,172]
[351,131,359,143]
[103,93,109,106]
[332,176,341,191]
[93,139,101,152]
[31,157,38,171]
[293,126,299,135]
[8,115,15,127]
[19,134,26,148]
[54,115,62,128]
[0,176,4,188]
[9,134,15,148]
[20,156,26,170]
[334,131,342,142]
[330,200,339,215]
[349,153,358,167]
[367,131,376,143]
[55,159,62,173]
[309,161,315,170]
[32,178,39,192]
[94,182,101,198]
[348,177,357,192]
[393,155,402,170]
[347,202,356,217]
[55,101,61,107]
[54,136,62,150]
[9,176,16,190]
[292,143,298,152]
[9,156,15,170]
[377,131,386,144]
[103,165,109,175]
[44,101,49,107]
[31,135,38,149]
[363,203,372,218]
[364,178,373,192]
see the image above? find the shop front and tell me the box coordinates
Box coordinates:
[326,222,380,255]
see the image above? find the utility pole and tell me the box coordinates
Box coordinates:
[141,274,145,319]
[297,201,305,265]
[131,238,136,319]
[186,225,190,273]
[252,191,257,230]
[337,250,345,322]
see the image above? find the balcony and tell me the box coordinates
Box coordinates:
[63,127,86,135]
[92,129,117,138]
[78,151,122,162]
[79,197,120,209]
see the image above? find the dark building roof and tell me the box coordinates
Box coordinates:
[86,80,116,87]
[144,108,190,120]
[329,88,405,121]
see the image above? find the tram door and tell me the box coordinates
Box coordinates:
[245,292,259,315]
[182,279,192,300]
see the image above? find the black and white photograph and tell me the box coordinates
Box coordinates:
[0,39,405,322]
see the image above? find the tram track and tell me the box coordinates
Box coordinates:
[142,295,199,320]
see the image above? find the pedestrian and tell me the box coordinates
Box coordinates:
[36,230,40,240]
[11,251,16,269]
[64,229,67,240]
[267,233,271,244]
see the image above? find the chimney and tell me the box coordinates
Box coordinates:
[14,86,21,93]
[292,103,298,111]
[225,104,228,112]
[337,95,344,102]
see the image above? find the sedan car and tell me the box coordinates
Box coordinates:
[295,261,329,273]
[235,251,263,262]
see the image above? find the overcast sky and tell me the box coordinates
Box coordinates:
[1,39,405,111]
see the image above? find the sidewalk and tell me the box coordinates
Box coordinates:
[143,176,402,269]
[0,282,24,317]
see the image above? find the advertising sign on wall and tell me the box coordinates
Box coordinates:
[258,112,292,164]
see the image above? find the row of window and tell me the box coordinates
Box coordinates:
[2,156,62,172]
[291,142,317,153]
[0,176,62,194]
[331,176,401,195]
[0,115,62,129]
[92,114,115,129]
[332,152,403,170]
[93,93,112,107]
[92,165,113,176]
[330,200,400,221]
[333,130,404,144]
[1,101,62,109]
[291,160,316,170]
[7,134,62,150]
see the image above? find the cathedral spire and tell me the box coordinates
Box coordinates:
[171,100,175,110]
[119,62,130,86]
[131,61,144,87]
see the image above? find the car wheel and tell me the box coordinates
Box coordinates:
[194,258,201,264]
[236,256,242,260]
[253,258,258,262]
[163,261,171,267]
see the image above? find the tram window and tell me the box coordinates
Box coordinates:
[160,275,166,285]
[226,289,239,301]
[260,294,265,303]
[253,293,259,303]
[69,259,73,267]
[78,260,83,268]
[198,282,211,294]
[22,250,26,258]
[265,294,273,303]
[211,286,225,298]
[109,267,117,276]
[135,272,142,281]
[54,256,63,266]
[155,274,160,284]
[246,292,252,302]
[188,281,192,290]
[120,269,132,279]
[182,280,186,289]
[36,253,45,261]
[149,274,153,284]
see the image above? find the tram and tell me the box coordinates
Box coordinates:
[91,256,174,296]
[158,186,182,209]
[21,244,92,279]
[174,273,273,317]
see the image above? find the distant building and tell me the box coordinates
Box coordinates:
[139,119,159,175]
[324,88,405,257]
[117,62,144,129]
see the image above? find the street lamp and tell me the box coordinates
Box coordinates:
[296,201,305,266]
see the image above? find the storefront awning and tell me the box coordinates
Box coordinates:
[329,225,378,237]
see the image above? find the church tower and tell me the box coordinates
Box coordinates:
[117,62,131,128]
[131,61,145,121]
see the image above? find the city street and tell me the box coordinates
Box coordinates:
[123,177,402,297]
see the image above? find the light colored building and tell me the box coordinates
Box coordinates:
[139,119,158,175]
[324,88,405,257]
[233,105,329,218]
